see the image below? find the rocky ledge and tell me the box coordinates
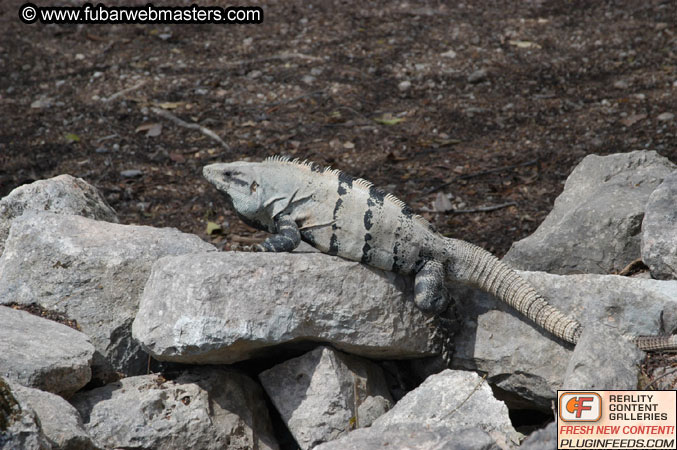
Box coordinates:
[1,150,675,449]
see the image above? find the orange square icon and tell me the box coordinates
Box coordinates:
[559,392,602,422]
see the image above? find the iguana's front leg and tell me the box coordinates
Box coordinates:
[414,259,450,314]
[254,214,301,252]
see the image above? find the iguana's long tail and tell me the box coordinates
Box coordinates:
[632,335,677,351]
[443,238,677,351]
[444,238,582,344]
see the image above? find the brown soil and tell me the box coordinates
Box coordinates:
[2,0,675,256]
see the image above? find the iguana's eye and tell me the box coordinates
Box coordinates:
[224,171,233,177]
[250,181,258,192]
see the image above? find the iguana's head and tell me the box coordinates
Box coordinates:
[203,162,273,231]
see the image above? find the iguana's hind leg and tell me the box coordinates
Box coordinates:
[255,214,301,252]
[414,260,450,314]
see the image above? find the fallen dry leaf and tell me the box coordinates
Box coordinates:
[135,122,162,137]
[374,114,405,125]
[508,40,542,49]
[169,152,186,163]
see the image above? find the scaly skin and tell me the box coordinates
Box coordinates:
[204,156,676,352]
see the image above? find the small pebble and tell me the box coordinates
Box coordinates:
[120,169,144,178]
[467,68,488,84]
[657,112,674,122]
[398,80,411,91]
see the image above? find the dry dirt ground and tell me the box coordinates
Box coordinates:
[1,0,676,413]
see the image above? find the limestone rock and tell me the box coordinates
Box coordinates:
[259,346,393,449]
[315,426,502,450]
[642,170,677,280]
[367,370,519,447]
[0,175,118,256]
[0,378,51,450]
[71,368,278,450]
[0,211,215,382]
[0,306,94,398]
[504,151,675,274]
[316,370,516,449]
[562,326,644,391]
[450,271,677,408]
[8,381,97,450]
[133,252,439,364]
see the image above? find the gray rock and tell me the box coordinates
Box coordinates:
[520,421,556,450]
[468,68,488,83]
[71,368,278,450]
[0,211,215,382]
[398,80,412,91]
[370,370,519,447]
[315,426,501,450]
[504,151,675,274]
[0,174,118,256]
[0,378,52,450]
[0,306,94,398]
[259,346,393,449]
[132,252,439,364]
[8,381,97,450]
[356,395,391,429]
[562,326,644,391]
[642,171,677,280]
[450,271,677,408]
[440,49,457,59]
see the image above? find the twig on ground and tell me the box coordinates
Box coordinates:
[103,80,146,103]
[449,202,518,214]
[420,201,517,214]
[96,134,118,143]
[416,159,539,200]
[151,107,229,150]
[225,52,322,68]
[645,366,677,390]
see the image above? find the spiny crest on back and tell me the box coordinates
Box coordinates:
[263,155,434,231]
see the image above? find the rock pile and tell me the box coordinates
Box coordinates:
[1,150,675,449]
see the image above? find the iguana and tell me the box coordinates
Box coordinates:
[203,156,677,352]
